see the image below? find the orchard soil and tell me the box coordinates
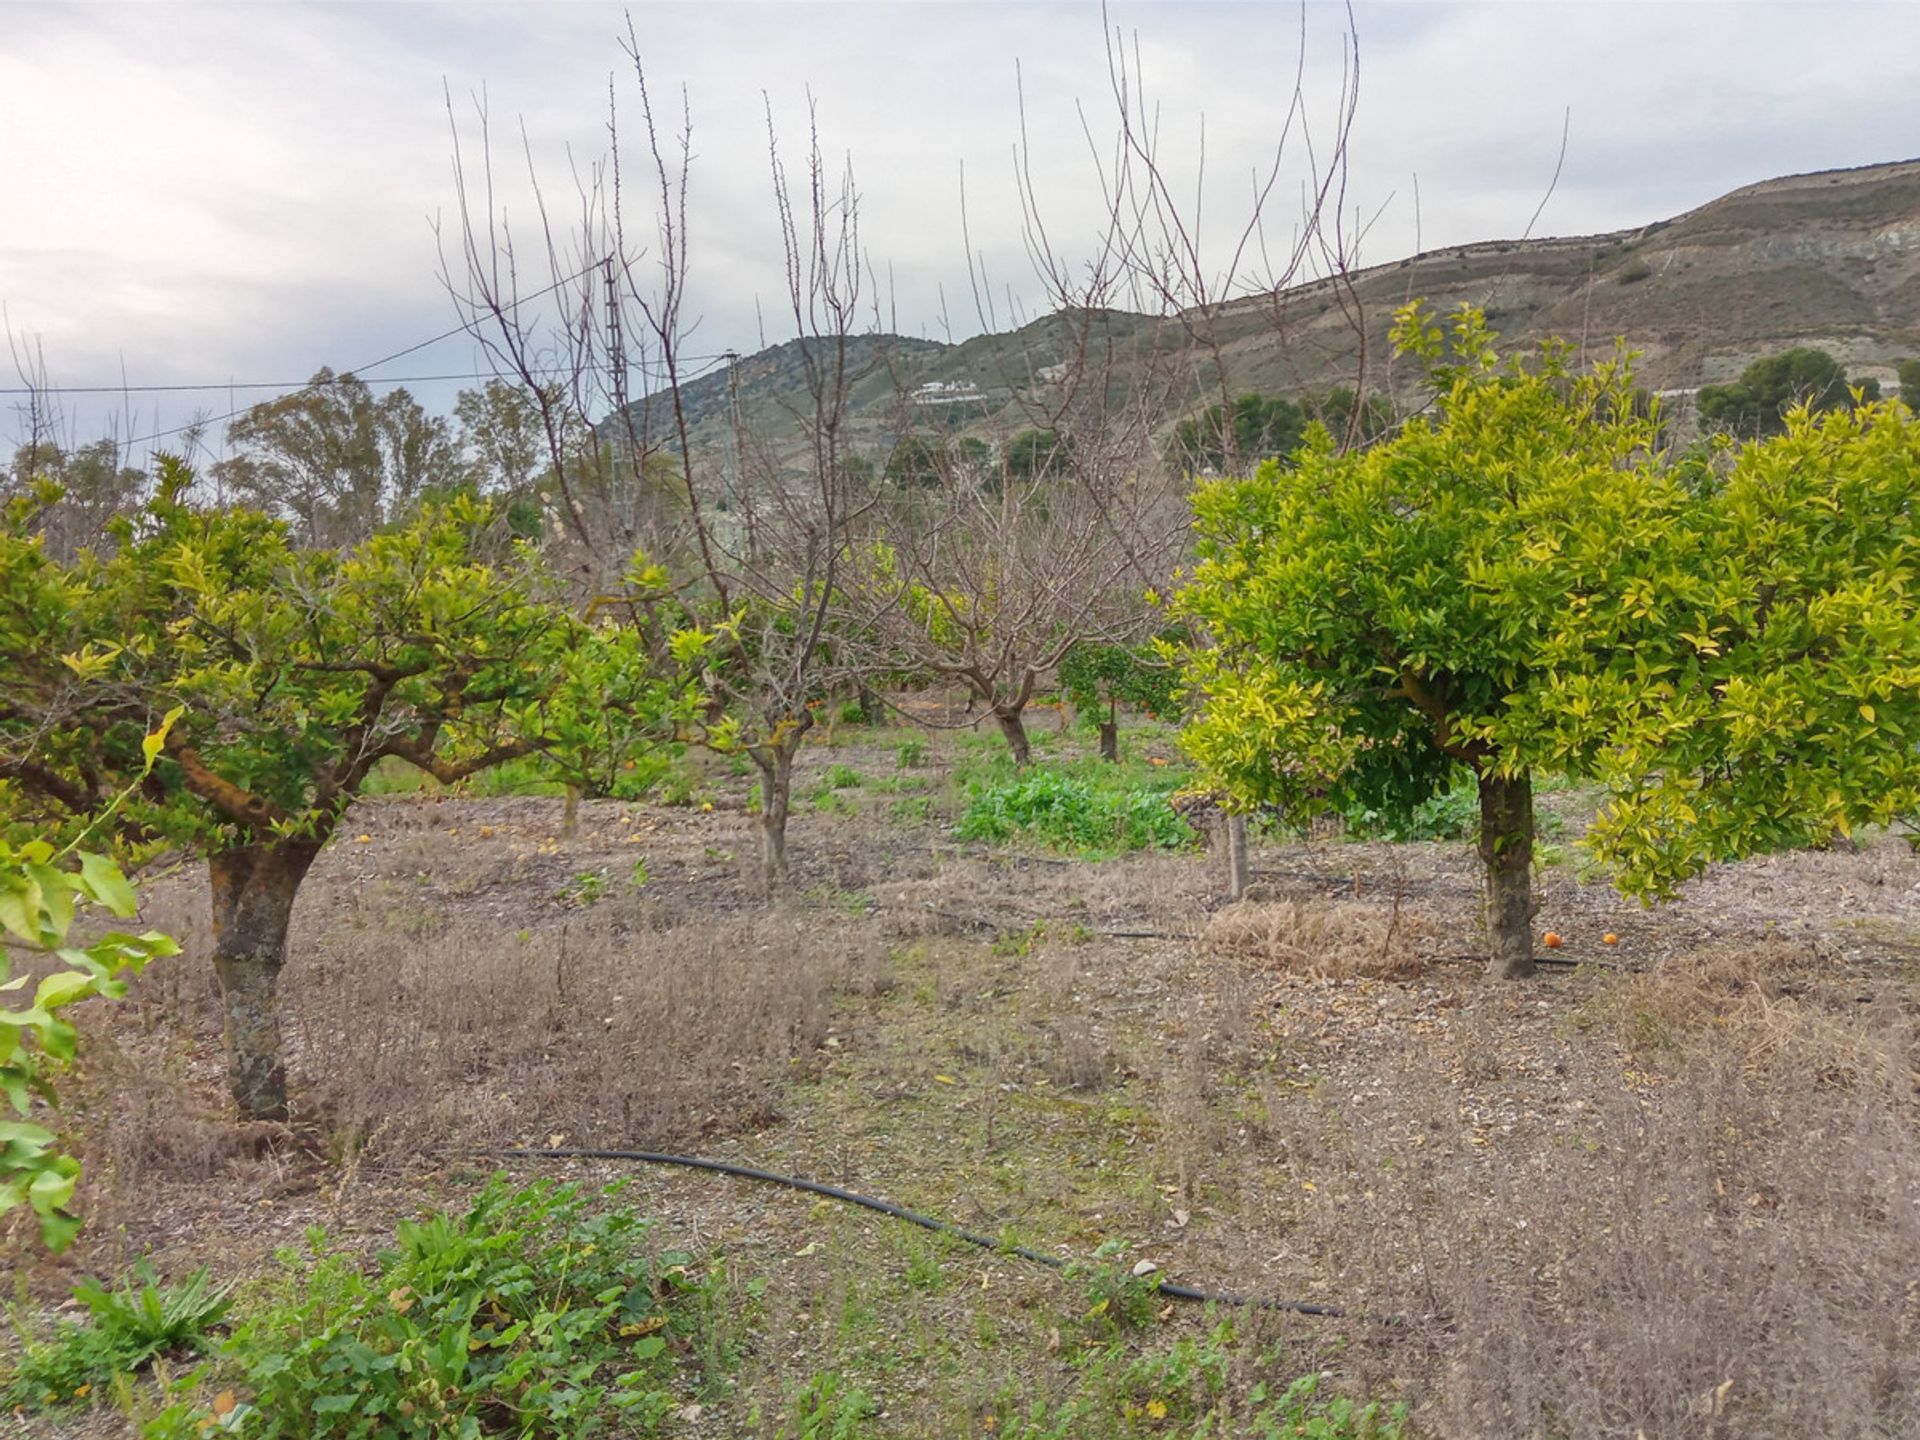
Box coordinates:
[12,723,1920,1437]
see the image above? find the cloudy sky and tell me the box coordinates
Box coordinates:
[5,0,1916,458]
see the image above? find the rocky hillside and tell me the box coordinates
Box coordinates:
[636,157,1920,458]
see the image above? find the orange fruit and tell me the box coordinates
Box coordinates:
[1602,932,1619,946]
[1542,931,1563,949]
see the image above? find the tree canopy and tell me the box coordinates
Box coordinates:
[1695,347,1879,438]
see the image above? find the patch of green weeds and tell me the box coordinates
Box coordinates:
[888,795,935,825]
[811,788,859,816]
[3,1263,231,1412]
[559,868,609,906]
[820,764,863,790]
[169,1176,726,1437]
[997,1321,1409,1439]
[956,769,1192,853]
[1064,1240,1162,1336]
[895,736,930,769]
[786,1370,876,1439]
[805,886,874,916]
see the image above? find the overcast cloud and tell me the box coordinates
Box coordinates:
[5,0,1918,457]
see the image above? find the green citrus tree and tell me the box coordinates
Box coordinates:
[1175,304,1667,977]
[0,461,685,1118]
[1179,304,1920,976]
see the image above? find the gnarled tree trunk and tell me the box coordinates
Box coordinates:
[1476,768,1535,979]
[208,841,320,1120]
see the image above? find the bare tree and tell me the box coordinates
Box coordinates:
[843,7,1365,768]
[442,29,871,888]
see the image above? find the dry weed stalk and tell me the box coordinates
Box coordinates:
[1202,897,1430,981]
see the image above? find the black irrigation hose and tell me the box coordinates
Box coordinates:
[486,1146,1348,1319]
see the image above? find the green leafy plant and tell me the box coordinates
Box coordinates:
[3,1263,231,1410]
[209,1177,709,1437]
[560,869,609,907]
[956,771,1192,853]
[1697,347,1879,438]
[894,736,929,769]
[1,717,179,1248]
[998,1324,1408,1439]
[1064,1241,1162,1336]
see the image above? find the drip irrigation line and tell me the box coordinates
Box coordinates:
[485,1146,1347,1319]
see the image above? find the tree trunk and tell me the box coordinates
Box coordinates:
[562,784,581,836]
[1098,721,1118,762]
[753,713,812,892]
[208,843,318,1120]
[993,705,1033,766]
[1477,768,1535,979]
[1226,814,1249,901]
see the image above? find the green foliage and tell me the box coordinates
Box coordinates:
[1337,767,1481,841]
[1065,1241,1162,1335]
[884,436,942,488]
[785,1370,877,1439]
[0,719,179,1248]
[1168,393,1307,475]
[820,764,863,791]
[1696,347,1880,438]
[894,736,930,769]
[1057,641,1181,724]
[1896,358,1920,398]
[3,1263,231,1410]
[214,369,457,548]
[1179,302,1920,900]
[1177,303,1659,839]
[1165,388,1390,476]
[1507,395,1920,894]
[956,769,1192,853]
[209,1177,709,1437]
[1,462,666,858]
[1003,429,1073,482]
[884,435,993,489]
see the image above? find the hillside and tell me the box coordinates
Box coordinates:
[633,157,1920,459]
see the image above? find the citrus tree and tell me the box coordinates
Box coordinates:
[1059,639,1181,760]
[1,462,684,1118]
[1176,305,1666,977]
[1179,303,1920,977]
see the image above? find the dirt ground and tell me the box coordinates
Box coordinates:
[11,729,1920,1437]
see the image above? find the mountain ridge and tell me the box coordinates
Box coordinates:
[636,156,1920,457]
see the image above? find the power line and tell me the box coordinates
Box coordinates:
[0,358,742,399]
[96,262,738,451]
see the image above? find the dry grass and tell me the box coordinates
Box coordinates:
[1202,897,1431,980]
[1270,948,1920,1438]
[285,897,891,1157]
